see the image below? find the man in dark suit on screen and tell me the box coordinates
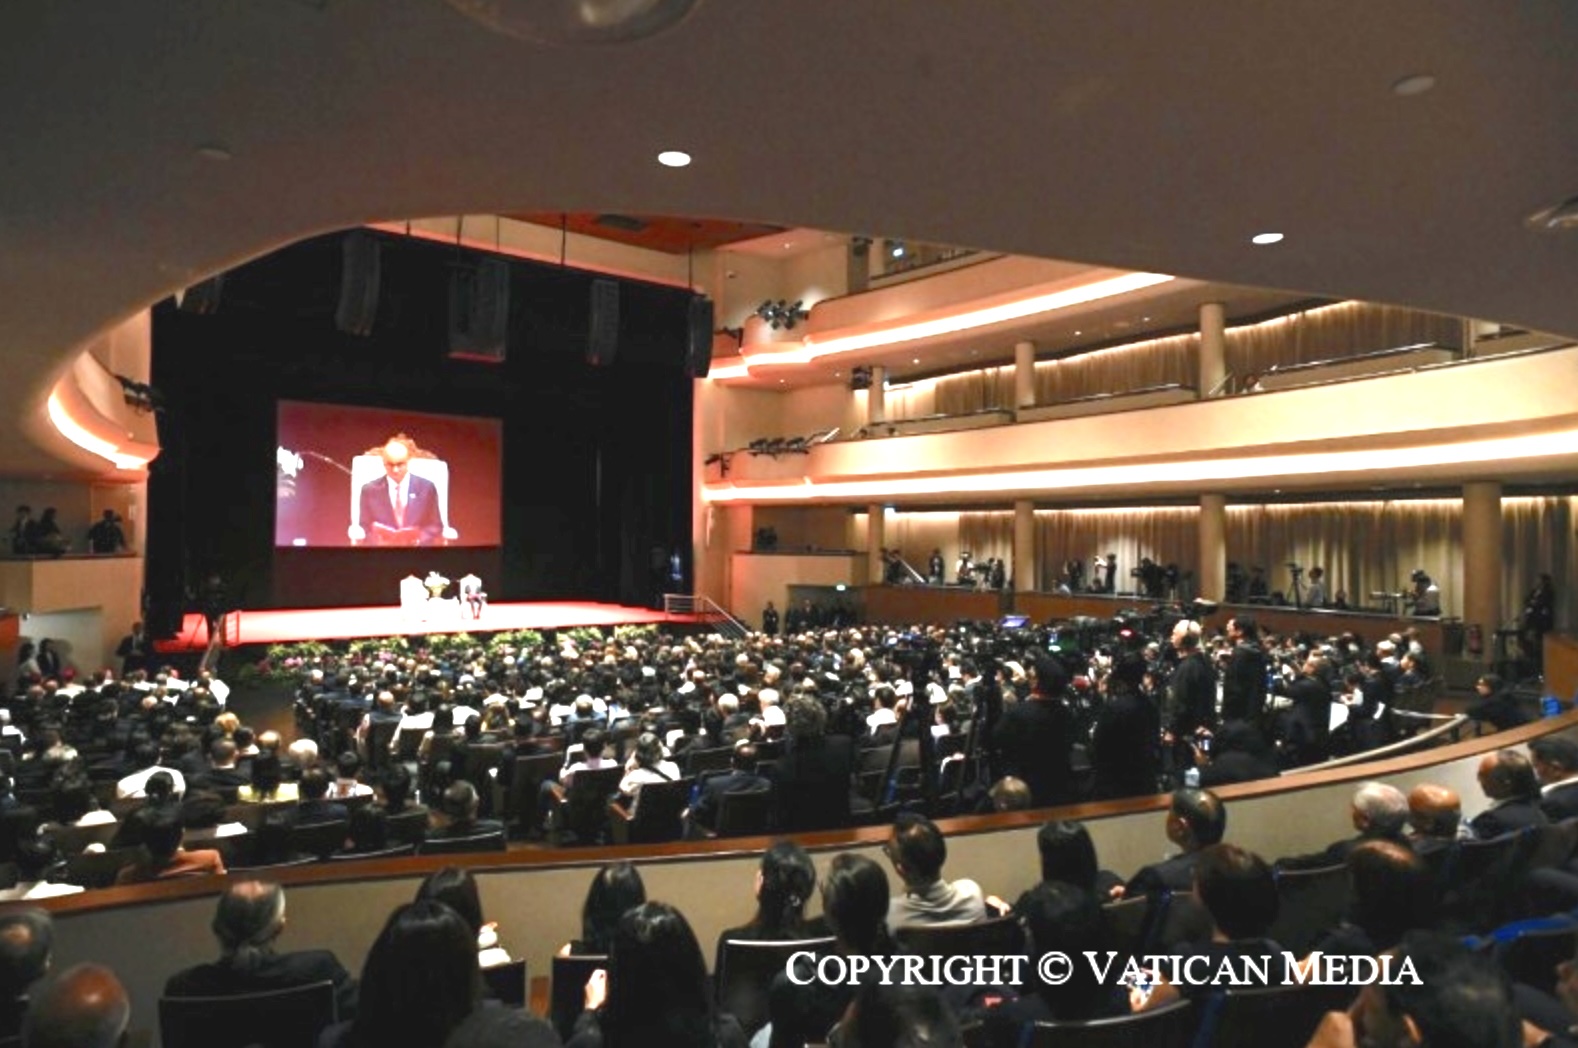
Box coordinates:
[349,436,444,546]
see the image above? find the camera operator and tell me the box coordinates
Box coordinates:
[1406,569,1441,617]
[1520,572,1556,671]
[1269,651,1333,767]
[1090,650,1162,800]
[1304,566,1328,609]
[1132,557,1166,600]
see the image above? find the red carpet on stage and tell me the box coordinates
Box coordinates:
[156,601,703,651]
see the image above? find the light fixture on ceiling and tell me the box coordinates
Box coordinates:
[445,0,702,45]
[195,143,232,161]
[1391,73,1437,97]
[1525,196,1578,234]
[657,149,692,167]
[1251,232,1284,245]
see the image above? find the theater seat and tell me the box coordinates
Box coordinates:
[159,979,337,1048]
[1024,997,1194,1048]
[716,937,836,1035]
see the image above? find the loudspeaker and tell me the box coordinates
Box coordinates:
[587,279,620,366]
[448,258,510,362]
[335,231,382,336]
[176,274,224,315]
[685,295,714,378]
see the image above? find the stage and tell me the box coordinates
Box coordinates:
[155,600,704,651]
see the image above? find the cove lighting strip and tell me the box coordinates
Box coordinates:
[47,392,153,470]
[702,426,1578,503]
[707,271,1175,378]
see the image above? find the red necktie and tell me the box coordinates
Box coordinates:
[395,483,406,527]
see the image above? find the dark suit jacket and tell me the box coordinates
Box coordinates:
[991,696,1076,807]
[1542,783,1578,822]
[1470,798,1548,840]
[1279,675,1333,762]
[770,734,855,832]
[1090,692,1161,800]
[294,799,350,826]
[165,948,358,1021]
[1167,652,1217,736]
[1124,849,1202,897]
[692,770,770,830]
[1222,644,1268,723]
[358,473,443,544]
[1277,828,1409,872]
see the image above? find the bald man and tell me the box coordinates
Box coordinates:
[1408,782,1464,857]
[350,437,443,546]
[22,963,129,1048]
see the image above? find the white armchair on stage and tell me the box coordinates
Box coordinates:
[346,451,460,546]
[399,575,427,618]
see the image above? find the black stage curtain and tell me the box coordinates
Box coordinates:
[145,230,693,629]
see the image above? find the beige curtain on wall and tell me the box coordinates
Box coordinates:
[1034,507,1199,591]
[1503,496,1576,632]
[1225,301,1461,376]
[886,367,1014,421]
[1034,333,1197,403]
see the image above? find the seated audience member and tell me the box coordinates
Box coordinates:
[563,861,646,957]
[192,738,250,801]
[1471,749,1549,840]
[112,806,226,884]
[320,901,480,1048]
[568,901,745,1048]
[559,729,614,788]
[1145,843,1282,1007]
[428,780,503,844]
[1407,783,1466,855]
[1307,932,1521,1048]
[1309,840,1437,957]
[715,840,827,971]
[375,763,426,822]
[294,766,350,827]
[883,811,987,928]
[1033,820,1123,899]
[21,962,131,1048]
[1466,673,1531,733]
[834,984,961,1048]
[329,751,374,801]
[688,743,770,834]
[114,741,185,800]
[0,838,80,901]
[416,867,512,970]
[995,881,1127,1024]
[618,732,681,800]
[164,880,358,1020]
[0,908,53,1040]
[283,737,320,781]
[770,695,857,833]
[770,853,896,1048]
[38,772,116,834]
[1190,720,1280,787]
[1277,781,1409,870]
[986,776,1032,812]
[1120,787,1227,898]
[441,1006,559,1048]
[1531,737,1578,821]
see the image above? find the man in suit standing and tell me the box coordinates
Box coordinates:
[990,654,1076,807]
[350,436,443,546]
[1221,615,1268,727]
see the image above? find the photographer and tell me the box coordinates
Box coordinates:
[1521,572,1557,670]
[1304,566,1328,608]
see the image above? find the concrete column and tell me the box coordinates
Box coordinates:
[1461,318,1478,360]
[1198,493,1227,602]
[1014,341,1037,410]
[868,366,886,425]
[867,504,886,585]
[1013,500,1037,592]
[1462,482,1503,662]
[847,236,871,294]
[1199,301,1226,398]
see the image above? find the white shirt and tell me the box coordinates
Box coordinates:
[116,765,187,799]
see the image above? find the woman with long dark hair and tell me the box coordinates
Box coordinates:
[561,861,646,956]
[415,866,512,969]
[714,840,827,972]
[570,901,745,1048]
[322,900,479,1048]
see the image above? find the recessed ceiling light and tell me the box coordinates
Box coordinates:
[657,150,691,168]
[1251,232,1284,245]
[1391,73,1437,97]
[196,144,233,161]
[1073,330,1082,336]
[1142,316,1151,322]
[912,358,920,364]
[446,0,701,45]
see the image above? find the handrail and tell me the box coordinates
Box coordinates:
[663,594,749,639]
[1280,713,1470,774]
[1206,370,1237,398]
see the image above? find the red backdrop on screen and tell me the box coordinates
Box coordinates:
[275,401,502,548]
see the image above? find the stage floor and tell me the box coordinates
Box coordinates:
[157,600,702,650]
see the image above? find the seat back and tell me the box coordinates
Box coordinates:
[1202,982,1357,1048]
[551,954,608,1042]
[418,830,506,856]
[1497,923,1578,996]
[385,808,429,846]
[480,958,528,1009]
[328,843,417,862]
[1267,864,1351,956]
[64,846,147,889]
[1102,895,1154,958]
[394,726,427,760]
[506,751,565,828]
[1526,817,1578,871]
[364,718,400,771]
[715,786,774,837]
[622,777,694,843]
[1026,997,1194,1048]
[683,745,736,776]
[557,765,622,845]
[716,937,836,1035]
[893,914,1024,961]
[159,979,337,1048]
[48,820,120,856]
[287,819,348,860]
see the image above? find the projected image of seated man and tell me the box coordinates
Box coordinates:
[349,435,445,547]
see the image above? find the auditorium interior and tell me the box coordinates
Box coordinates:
[3,3,1578,1045]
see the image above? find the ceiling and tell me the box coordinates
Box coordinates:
[3,2,1577,476]
[505,212,784,254]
